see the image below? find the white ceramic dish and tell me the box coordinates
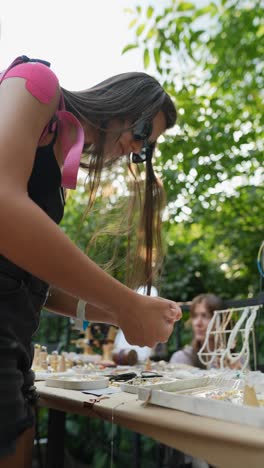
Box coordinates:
[34,370,75,381]
[45,374,109,390]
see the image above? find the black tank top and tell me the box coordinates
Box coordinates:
[28,132,65,224]
[0,133,65,278]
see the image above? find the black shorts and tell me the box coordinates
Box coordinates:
[0,256,49,458]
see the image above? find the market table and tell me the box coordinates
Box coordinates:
[36,381,264,468]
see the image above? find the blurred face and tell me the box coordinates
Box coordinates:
[192,301,212,343]
[102,111,166,162]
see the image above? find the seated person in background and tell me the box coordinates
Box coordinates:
[168,293,223,468]
[170,293,223,369]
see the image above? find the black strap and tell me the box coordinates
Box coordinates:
[19,55,51,68]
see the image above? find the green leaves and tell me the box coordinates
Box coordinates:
[121,43,138,54]
[194,2,218,18]
[123,0,264,299]
[177,2,195,12]
[144,48,150,68]
[136,23,146,36]
[154,47,161,67]
[146,5,154,18]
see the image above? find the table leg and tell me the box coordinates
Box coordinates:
[45,409,66,468]
[132,433,141,468]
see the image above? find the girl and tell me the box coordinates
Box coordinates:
[0,55,182,466]
[170,293,223,368]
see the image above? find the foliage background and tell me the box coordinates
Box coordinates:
[35,1,264,466]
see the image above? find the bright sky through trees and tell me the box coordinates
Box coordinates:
[0,0,150,89]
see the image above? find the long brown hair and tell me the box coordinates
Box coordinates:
[61,72,176,291]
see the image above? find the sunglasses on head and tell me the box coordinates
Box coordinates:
[131,120,155,164]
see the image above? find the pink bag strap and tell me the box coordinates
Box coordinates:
[38,89,84,189]
[39,106,84,189]
[57,110,84,189]
[54,93,85,190]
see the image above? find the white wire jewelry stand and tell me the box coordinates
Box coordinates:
[197,306,259,371]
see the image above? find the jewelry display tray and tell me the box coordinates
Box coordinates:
[120,377,178,394]
[138,377,264,428]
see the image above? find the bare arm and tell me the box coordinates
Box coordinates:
[0,78,136,313]
[0,77,182,347]
[45,287,116,325]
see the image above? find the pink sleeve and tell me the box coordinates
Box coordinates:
[3,62,59,104]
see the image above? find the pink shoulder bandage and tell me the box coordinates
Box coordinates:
[3,62,58,104]
[0,57,84,189]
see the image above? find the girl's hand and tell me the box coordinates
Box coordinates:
[117,294,182,347]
